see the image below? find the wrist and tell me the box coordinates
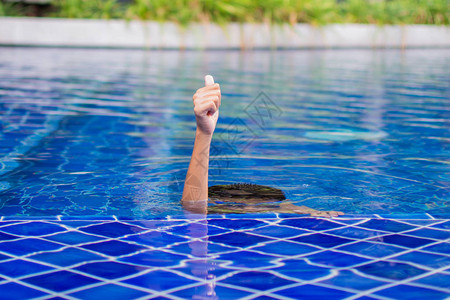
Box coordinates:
[195,129,213,142]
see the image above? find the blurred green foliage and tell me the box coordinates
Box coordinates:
[1,0,448,25]
[0,1,26,16]
[53,0,123,19]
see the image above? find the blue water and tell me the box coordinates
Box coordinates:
[0,48,449,217]
[0,48,449,300]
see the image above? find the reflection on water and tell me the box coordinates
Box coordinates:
[184,214,218,300]
[0,48,448,216]
[304,129,387,142]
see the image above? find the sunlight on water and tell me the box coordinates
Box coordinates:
[0,48,448,216]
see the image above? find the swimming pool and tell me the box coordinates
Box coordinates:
[0,48,448,299]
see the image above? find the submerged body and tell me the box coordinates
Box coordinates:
[208,183,343,217]
[182,75,343,217]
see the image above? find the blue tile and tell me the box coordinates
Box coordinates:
[375,284,449,300]
[23,270,99,292]
[319,270,387,291]
[414,272,450,289]
[79,222,146,238]
[219,271,296,291]
[431,221,450,230]
[0,254,11,262]
[249,225,308,238]
[338,241,404,258]
[422,242,450,255]
[0,238,63,256]
[81,240,147,256]
[2,216,59,221]
[209,232,272,247]
[44,231,103,245]
[399,220,441,226]
[29,247,104,267]
[167,222,228,237]
[428,214,450,220]
[75,261,145,279]
[357,219,415,232]
[0,231,20,241]
[328,219,368,225]
[307,250,370,267]
[124,270,199,291]
[275,283,353,299]
[392,251,450,268]
[252,241,320,256]
[0,213,446,299]
[0,259,52,277]
[124,220,186,230]
[124,231,188,248]
[59,221,104,228]
[0,221,66,236]
[407,228,450,240]
[356,261,426,280]
[218,251,278,268]
[290,233,354,248]
[218,213,278,219]
[172,284,251,299]
[0,282,48,299]
[280,218,343,231]
[377,214,433,220]
[0,222,22,227]
[173,260,232,280]
[370,234,435,248]
[119,249,188,267]
[168,222,212,238]
[206,219,267,230]
[274,259,332,280]
[326,226,383,239]
[69,283,150,299]
[169,240,237,257]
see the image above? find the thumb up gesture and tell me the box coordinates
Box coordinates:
[192,75,221,136]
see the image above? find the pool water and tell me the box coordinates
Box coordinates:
[0,48,449,299]
[1,48,449,217]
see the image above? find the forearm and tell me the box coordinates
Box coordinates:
[182,130,212,201]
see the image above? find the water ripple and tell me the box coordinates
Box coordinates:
[0,48,448,216]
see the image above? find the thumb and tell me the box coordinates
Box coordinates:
[204,75,214,86]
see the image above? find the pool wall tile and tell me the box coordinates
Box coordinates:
[0,215,447,299]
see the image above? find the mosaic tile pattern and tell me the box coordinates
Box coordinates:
[0,214,448,299]
[1,49,450,217]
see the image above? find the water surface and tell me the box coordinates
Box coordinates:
[0,48,448,217]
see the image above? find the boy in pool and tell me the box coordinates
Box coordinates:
[182,75,343,217]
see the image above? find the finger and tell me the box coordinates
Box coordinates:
[203,96,219,109]
[194,96,219,108]
[199,85,221,108]
[205,75,214,86]
[196,90,220,99]
[210,110,219,123]
[206,101,217,116]
[195,101,217,116]
[217,84,221,108]
[196,84,220,95]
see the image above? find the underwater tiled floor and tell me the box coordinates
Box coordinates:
[0,214,448,299]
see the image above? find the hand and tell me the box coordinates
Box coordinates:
[193,75,221,136]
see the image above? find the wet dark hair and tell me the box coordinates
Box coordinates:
[208,183,286,202]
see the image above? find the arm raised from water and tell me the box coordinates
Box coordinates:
[182,75,221,204]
